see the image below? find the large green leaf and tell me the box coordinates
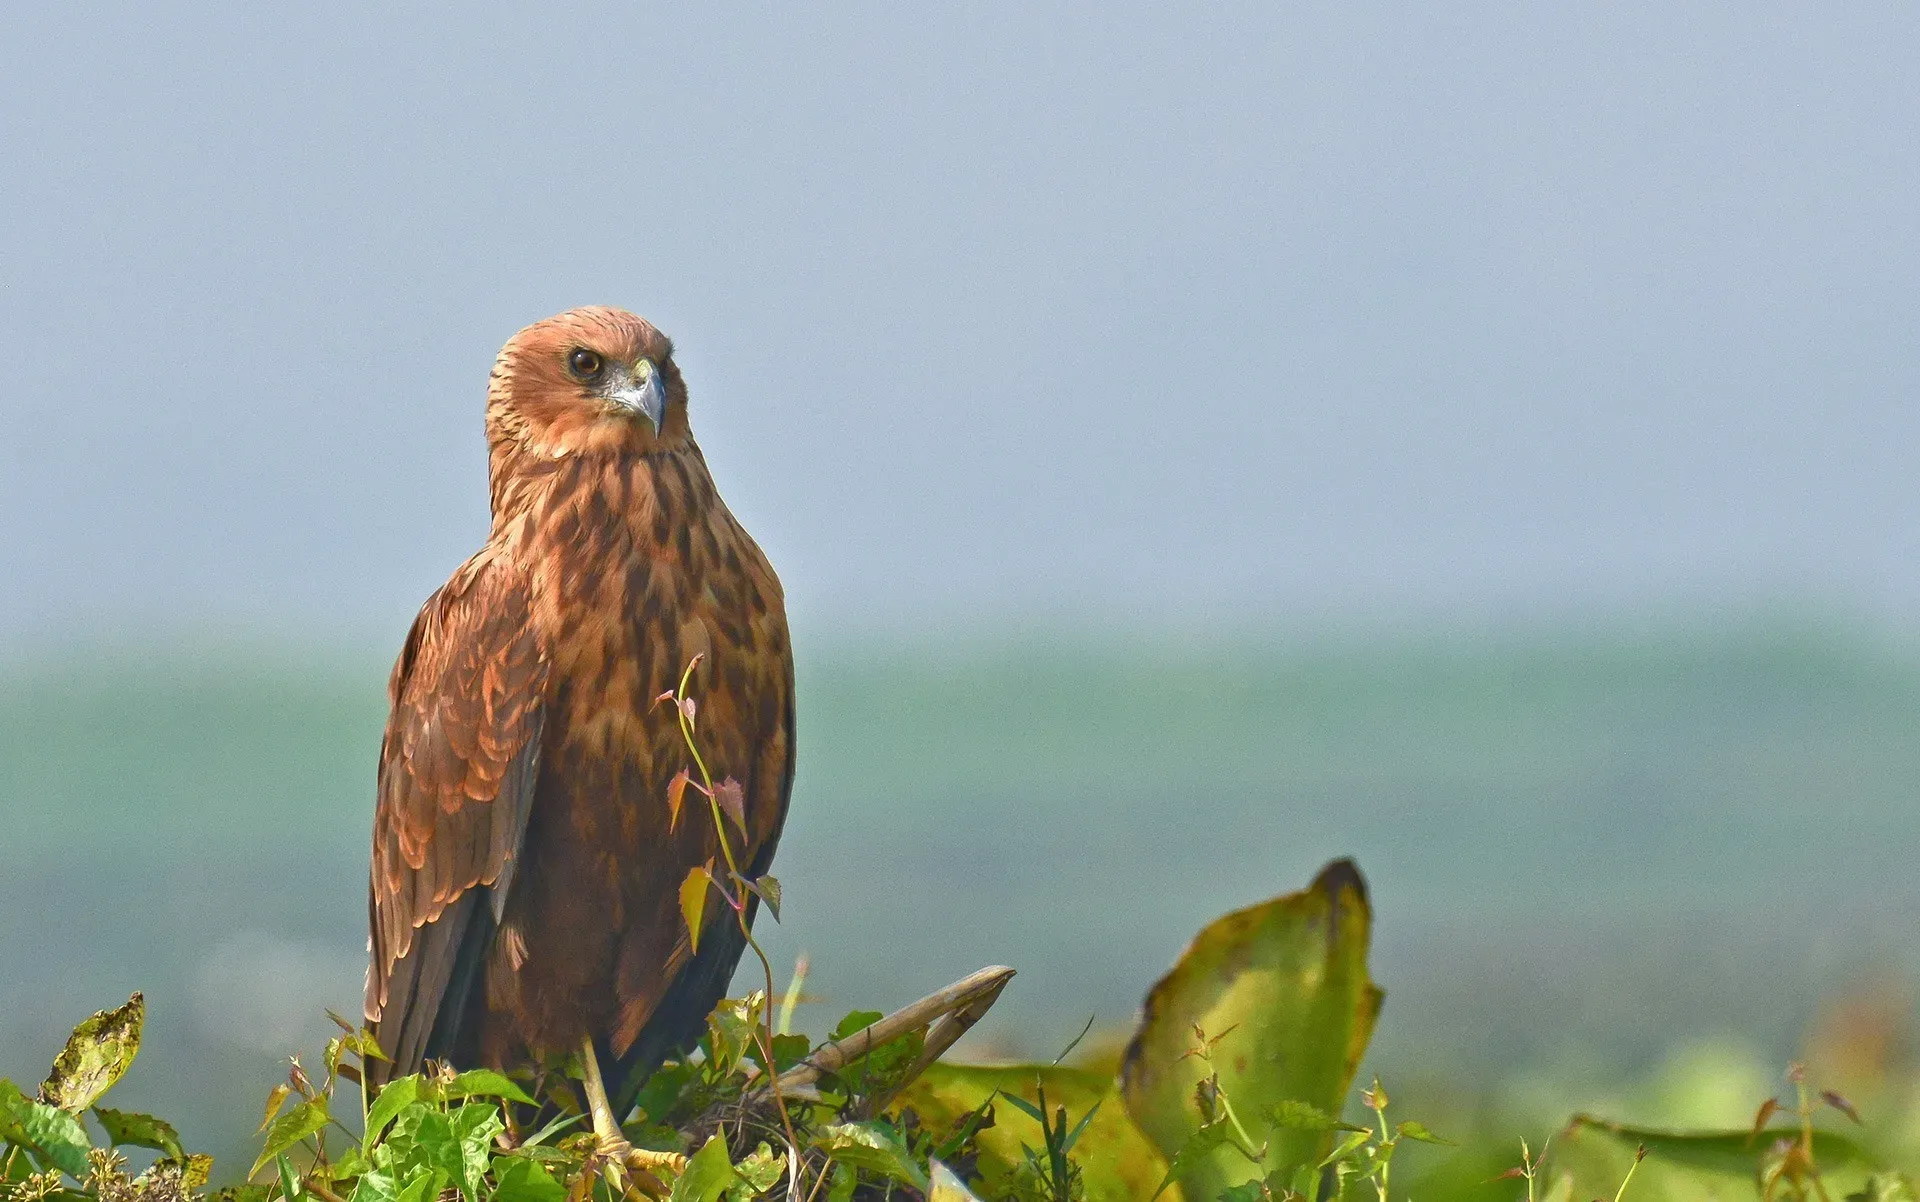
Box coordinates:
[437,1069,534,1106]
[363,1077,420,1143]
[93,1107,184,1160]
[40,993,144,1113]
[0,1081,94,1179]
[893,1063,1176,1202]
[493,1157,566,1202]
[1551,1114,1898,1202]
[668,1135,736,1202]
[250,1097,331,1180]
[813,1121,928,1193]
[1119,858,1382,1201]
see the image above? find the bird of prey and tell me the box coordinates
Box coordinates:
[363,307,794,1153]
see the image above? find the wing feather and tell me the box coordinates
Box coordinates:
[365,548,547,1085]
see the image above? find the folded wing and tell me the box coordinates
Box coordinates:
[365,548,547,1084]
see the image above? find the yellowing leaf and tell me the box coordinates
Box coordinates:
[1120,859,1382,1201]
[893,1064,1176,1202]
[40,992,144,1112]
[666,769,692,832]
[680,863,713,954]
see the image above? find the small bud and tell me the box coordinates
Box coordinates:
[1821,1090,1863,1125]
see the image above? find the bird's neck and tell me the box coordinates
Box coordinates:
[487,442,712,552]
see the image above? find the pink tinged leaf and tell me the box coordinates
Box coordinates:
[715,778,747,837]
[1822,1091,1863,1124]
[652,690,676,709]
[666,769,692,832]
[680,697,697,723]
[680,862,713,954]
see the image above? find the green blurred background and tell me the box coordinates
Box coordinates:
[4,0,1919,1181]
[7,619,1920,1166]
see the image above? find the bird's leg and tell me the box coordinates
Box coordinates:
[579,1039,688,1178]
[579,1037,624,1146]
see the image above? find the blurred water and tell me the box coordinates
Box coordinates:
[2,618,1917,1166]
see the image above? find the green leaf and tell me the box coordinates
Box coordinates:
[630,1061,695,1126]
[680,863,712,954]
[998,1092,1045,1124]
[1151,1119,1232,1201]
[40,993,144,1113]
[1,1080,93,1178]
[329,1146,372,1182]
[824,1163,856,1202]
[704,996,761,1078]
[279,1154,304,1202]
[494,1158,566,1202]
[387,1109,466,1194]
[726,1142,785,1200]
[394,1168,447,1202]
[1553,1115,1891,1202]
[251,1097,331,1180]
[812,1121,929,1193]
[347,1168,399,1202]
[210,1187,275,1202]
[746,1033,810,1075]
[448,1103,504,1200]
[1272,1100,1366,1133]
[668,1135,736,1202]
[440,1069,535,1106]
[893,1065,1175,1201]
[1319,1129,1372,1169]
[0,1080,35,1149]
[1120,859,1381,1201]
[831,1011,883,1041]
[363,1077,420,1143]
[1395,1120,1452,1145]
[93,1107,184,1159]
[752,875,781,921]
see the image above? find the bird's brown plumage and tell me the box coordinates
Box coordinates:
[365,307,794,1103]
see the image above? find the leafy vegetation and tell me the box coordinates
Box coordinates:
[5,854,1913,1201]
[7,658,1918,1200]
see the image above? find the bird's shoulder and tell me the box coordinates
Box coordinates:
[377,541,549,856]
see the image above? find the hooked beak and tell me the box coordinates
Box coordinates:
[610,360,667,433]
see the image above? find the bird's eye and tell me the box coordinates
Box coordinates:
[567,349,604,379]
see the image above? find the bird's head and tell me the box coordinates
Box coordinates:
[484,307,689,462]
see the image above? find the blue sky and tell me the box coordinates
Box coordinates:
[3,3,1915,645]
